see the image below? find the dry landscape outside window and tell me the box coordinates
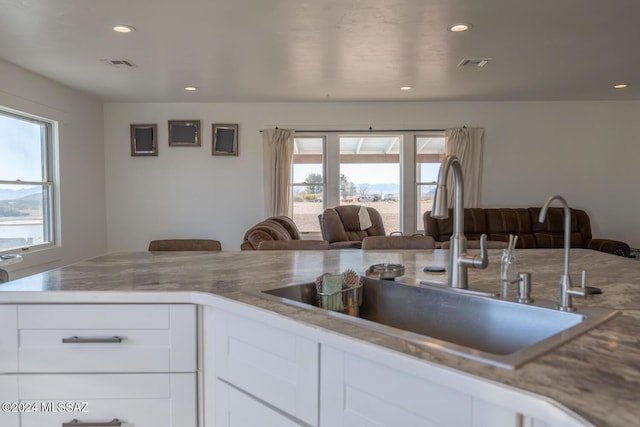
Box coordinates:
[291,133,445,235]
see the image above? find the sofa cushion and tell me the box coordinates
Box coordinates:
[485,208,535,248]
[534,232,584,248]
[424,208,486,241]
[485,209,531,234]
[528,207,579,234]
[528,207,584,248]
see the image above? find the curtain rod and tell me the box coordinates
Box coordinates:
[260,127,447,133]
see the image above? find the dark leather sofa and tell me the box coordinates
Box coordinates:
[423,207,630,257]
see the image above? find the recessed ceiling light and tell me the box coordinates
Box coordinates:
[113,25,135,33]
[184,86,198,91]
[449,23,472,32]
[614,83,629,89]
[400,86,413,91]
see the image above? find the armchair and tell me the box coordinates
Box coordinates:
[319,205,386,249]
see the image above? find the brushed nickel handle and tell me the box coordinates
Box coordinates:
[62,419,122,426]
[61,336,124,344]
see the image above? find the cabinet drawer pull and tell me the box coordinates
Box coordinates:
[62,419,122,426]
[61,336,124,344]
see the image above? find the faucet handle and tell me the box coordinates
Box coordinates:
[478,234,488,268]
[460,234,489,269]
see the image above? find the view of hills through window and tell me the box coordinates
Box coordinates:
[0,112,52,251]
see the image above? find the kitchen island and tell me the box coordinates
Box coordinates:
[0,248,638,426]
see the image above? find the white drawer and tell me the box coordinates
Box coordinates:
[19,373,196,427]
[17,304,196,373]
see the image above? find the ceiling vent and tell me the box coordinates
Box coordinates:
[457,58,492,68]
[101,59,137,68]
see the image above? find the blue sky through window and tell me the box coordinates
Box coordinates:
[0,114,44,184]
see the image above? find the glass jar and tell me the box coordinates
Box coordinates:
[500,249,517,282]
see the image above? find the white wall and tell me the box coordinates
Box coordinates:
[0,59,106,278]
[104,101,640,251]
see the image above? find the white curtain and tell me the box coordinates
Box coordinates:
[262,128,295,216]
[445,127,484,208]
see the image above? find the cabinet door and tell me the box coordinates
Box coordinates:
[0,305,17,373]
[0,375,19,427]
[17,304,196,373]
[215,379,303,427]
[211,309,318,426]
[321,346,519,427]
[19,373,196,427]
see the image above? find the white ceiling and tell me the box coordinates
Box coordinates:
[1,0,638,103]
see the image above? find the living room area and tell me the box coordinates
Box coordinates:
[1,0,639,278]
[2,55,639,281]
[101,100,639,254]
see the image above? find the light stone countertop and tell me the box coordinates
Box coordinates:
[1,248,639,426]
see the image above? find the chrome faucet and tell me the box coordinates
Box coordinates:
[431,155,488,289]
[539,195,587,311]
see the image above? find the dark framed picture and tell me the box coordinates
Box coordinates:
[130,124,158,156]
[169,120,201,146]
[212,123,238,156]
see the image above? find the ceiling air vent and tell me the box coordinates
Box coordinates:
[457,58,492,68]
[101,59,137,68]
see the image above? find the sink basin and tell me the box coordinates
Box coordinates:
[262,276,618,369]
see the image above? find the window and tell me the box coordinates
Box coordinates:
[416,134,446,230]
[291,131,445,236]
[339,136,401,233]
[291,137,325,233]
[0,109,55,253]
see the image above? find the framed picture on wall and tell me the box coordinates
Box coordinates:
[130,124,158,156]
[212,123,238,156]
[168,120,201,146]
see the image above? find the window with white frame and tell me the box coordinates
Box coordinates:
[291,131,445,235]
[0,109,55,253]
[339,135,401,233]
[416,133,446,231]
[291,137,325,233]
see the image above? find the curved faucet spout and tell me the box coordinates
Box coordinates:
[539,195,571,280]
[431,155,488,289]
[539,195,586,311]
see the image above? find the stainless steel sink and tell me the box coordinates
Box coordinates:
[262,276,618,369]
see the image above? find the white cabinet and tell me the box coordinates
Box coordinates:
[19,373,196,427]
[215,379,302,427]
[0,375,19,427]
[320,345,519,427]
[2,303,197,427]
[0,305,17,373]
[208,308,319,426]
